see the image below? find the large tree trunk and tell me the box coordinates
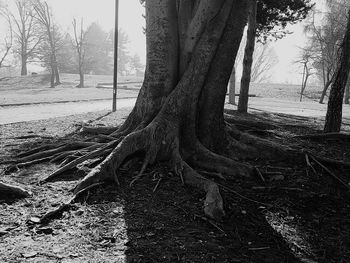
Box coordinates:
[25,0,295,221]
[76,0,252,220]
[237,0,257,113]
[324,10,350,132]
[228,67,236,105]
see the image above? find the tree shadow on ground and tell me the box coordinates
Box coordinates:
[86,163,303,263]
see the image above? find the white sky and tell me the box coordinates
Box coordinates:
[1,0,326,84]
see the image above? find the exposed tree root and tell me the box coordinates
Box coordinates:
[0,182,31,200]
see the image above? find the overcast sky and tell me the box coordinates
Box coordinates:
[1,0,326,84]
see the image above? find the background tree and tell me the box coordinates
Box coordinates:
[296,46,314,102]
[33,0,61,87]
[129,53,144,76]
[84,22,113,75]
[56,33,75,73]
[324,9,350,132]
[115,29,130,76]
[8,0,41,76]
[0,5,12,69]
[72,18,86,88]
[305,1,349,104]
[250,43,278,83]
[230,0,313,108]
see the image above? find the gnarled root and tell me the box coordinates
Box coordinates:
[181,160,225,221]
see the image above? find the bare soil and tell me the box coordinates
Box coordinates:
[1,108,350,263]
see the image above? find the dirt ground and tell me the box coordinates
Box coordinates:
[1,107,350,263]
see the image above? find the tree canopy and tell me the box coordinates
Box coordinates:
[256,0,313,41]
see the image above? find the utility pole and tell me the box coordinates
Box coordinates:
[112,0,119,112]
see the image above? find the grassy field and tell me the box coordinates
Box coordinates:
[0,73,324,105]
[0,74,142,106]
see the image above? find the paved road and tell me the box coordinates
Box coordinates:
[0,98,137,125]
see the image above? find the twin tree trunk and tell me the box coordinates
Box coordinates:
[324,10,350,132]
[123,0,249,155]
[238,0,257,113]
[73,0,254,220]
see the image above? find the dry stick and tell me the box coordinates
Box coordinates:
[208,178,271,207]
[295,132,350,140]
[315,155,350,168]
[252,186,304,192]
[310,155,350,190]
[305,154,317,175]
[194,214,226,234]
[41,140,120,183]
[153,178,162,192]
[255,167,266,184]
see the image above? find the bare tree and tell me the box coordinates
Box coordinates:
[250,43,278,83]
[295,46,314,102]
[305,1,349,104]
[72,18,86,88]
[33,0,60,87]
[0,6,12,68]
[8,0,41,75]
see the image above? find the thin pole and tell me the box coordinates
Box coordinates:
[112,0,119,112]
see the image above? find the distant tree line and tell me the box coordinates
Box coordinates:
[301,0,350,104]
[0,0,144,88]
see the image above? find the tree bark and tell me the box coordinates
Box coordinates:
[228,67,236,105]
[54,59,60,85]
[324,10,350,132]
[319,79,332,104]
[79,71,84,88]
[21,55,27,76]
[238,0,257,113]
[345,74,350,104]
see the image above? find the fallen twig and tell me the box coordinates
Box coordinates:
[305,154,317,175]
[295,132,350,140]
[309,155,350,190]
[153,178,162,192]
[194,214,226,234]
[255,167,266,185]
